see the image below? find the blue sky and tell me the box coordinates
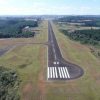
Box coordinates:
[0,0,100,15]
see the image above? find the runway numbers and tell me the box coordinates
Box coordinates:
[48,67,70,79]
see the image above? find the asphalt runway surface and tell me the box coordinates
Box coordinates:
[0,49,9,56]
[47,21,83,80]
[0,46,13,57]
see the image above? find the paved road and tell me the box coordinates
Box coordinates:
[47,21,83,80]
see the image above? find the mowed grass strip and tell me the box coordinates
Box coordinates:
[45,22,100,100]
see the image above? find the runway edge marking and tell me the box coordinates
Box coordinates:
[47,21,49,81]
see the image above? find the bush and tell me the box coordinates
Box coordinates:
[0,66,20,100]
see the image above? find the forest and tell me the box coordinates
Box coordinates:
[0,19,38,38]
[61,29,100,45]
[57,16,100,27]
[0,66,20,100]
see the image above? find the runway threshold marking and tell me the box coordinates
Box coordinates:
[48,67,70,79]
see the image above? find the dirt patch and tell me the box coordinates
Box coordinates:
[38,71,46,100]
[22,82,33,100]
[38,46,46,100]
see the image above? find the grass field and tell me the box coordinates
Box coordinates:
[48,21,100,100]
[0,20,100,100]
[0,20,48,100]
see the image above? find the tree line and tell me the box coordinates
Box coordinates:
[0,19,38,38]
[57,16,100,27]
[61,29,100,46]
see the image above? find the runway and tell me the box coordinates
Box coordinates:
[47,21,83,80]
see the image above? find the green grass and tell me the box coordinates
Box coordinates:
[1,20,100,100]
[0,44,47,99]
[46,21,100,100]
[0,20,48,100]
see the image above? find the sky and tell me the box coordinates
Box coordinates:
[0,0,100,15]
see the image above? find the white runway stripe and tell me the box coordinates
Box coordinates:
[65,67,70,78]
[50,67,52,78]
[62,67,67,78]
[61,67,65,78]
[52,67,55,78]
